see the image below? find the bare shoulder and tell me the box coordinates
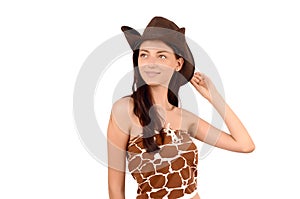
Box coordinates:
[179,107,201,137]
[111,96,133,113]
[111,96,134,135]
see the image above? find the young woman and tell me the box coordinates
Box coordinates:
[107,16,255,199]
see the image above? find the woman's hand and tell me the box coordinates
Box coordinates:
[190,72,221,103]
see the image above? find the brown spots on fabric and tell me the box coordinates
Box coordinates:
[149,188,168,198]
[156,161,170,174]
[128,156,141,172]
[142,152,154,160]
[171,157,186,171]
[187,168,197,185]
[154,133,163,145]
[166,172,182,188]
[168,189,184,198]
[180,167,191,180]
[178,142,197,151]
[154,159,161,164]
[161,133,173,144]
[140,162,156,178]
[136,194,148,199]
[181,132,192,142]
[185,183,197,194]
[182,151,197,166]
[159,145,178,158]
[127,143,142,154]
[149,174,166,188]
[132,172,144,184]
[126,126,198,198]
[139,181,152,193]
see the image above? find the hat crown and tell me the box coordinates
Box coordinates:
[146,16,180,31]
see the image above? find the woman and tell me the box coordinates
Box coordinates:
[107,16,255,199]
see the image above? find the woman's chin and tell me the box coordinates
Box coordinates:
[146,81,161,86]
[145,81,170,87]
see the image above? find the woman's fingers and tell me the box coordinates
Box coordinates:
[190,72,218,102]
[190,76,198,86]
[192,72,206,85]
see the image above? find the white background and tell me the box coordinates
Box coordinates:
[1,0,299,198]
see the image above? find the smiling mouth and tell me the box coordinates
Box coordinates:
[145,71,161,77]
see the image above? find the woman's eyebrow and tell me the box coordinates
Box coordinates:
[140,49,149,53]
[139,49,171,54]
[157,50,171,54]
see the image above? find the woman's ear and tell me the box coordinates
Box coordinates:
[176,57,184,71]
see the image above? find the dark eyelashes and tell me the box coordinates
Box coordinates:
[139,54,167,58]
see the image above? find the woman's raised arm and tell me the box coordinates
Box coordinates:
[190,72,255,152]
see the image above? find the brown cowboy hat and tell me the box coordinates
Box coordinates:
[121,16,195,85]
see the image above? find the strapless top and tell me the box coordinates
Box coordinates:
[126,123,198,199]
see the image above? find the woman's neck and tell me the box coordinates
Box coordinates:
[149,85,174,111]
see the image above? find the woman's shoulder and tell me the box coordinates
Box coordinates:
[111,95,134,118]
[177,107,200,137]
[176,107,199,121]
[112,95,133,110]
[111,95,134,133]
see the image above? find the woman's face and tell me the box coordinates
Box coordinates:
[138,40,184,86]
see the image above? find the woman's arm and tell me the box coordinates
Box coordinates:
[107,98,131,198]
[190,72,255,152]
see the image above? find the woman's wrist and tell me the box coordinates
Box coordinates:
[209,91,226,117]
[207,90,223,104]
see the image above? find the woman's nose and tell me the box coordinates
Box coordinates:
[146,55,158,65]
[147,63,157,69]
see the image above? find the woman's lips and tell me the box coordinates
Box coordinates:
[145,71,161,77]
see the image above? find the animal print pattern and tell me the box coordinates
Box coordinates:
[126,123,198,199]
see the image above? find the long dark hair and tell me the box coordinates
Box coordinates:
[127,42,185,153]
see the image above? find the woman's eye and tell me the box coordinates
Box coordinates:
[159,55,167,59]
[140,53,147,58]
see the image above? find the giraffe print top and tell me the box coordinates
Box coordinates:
[126,123,198,199]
